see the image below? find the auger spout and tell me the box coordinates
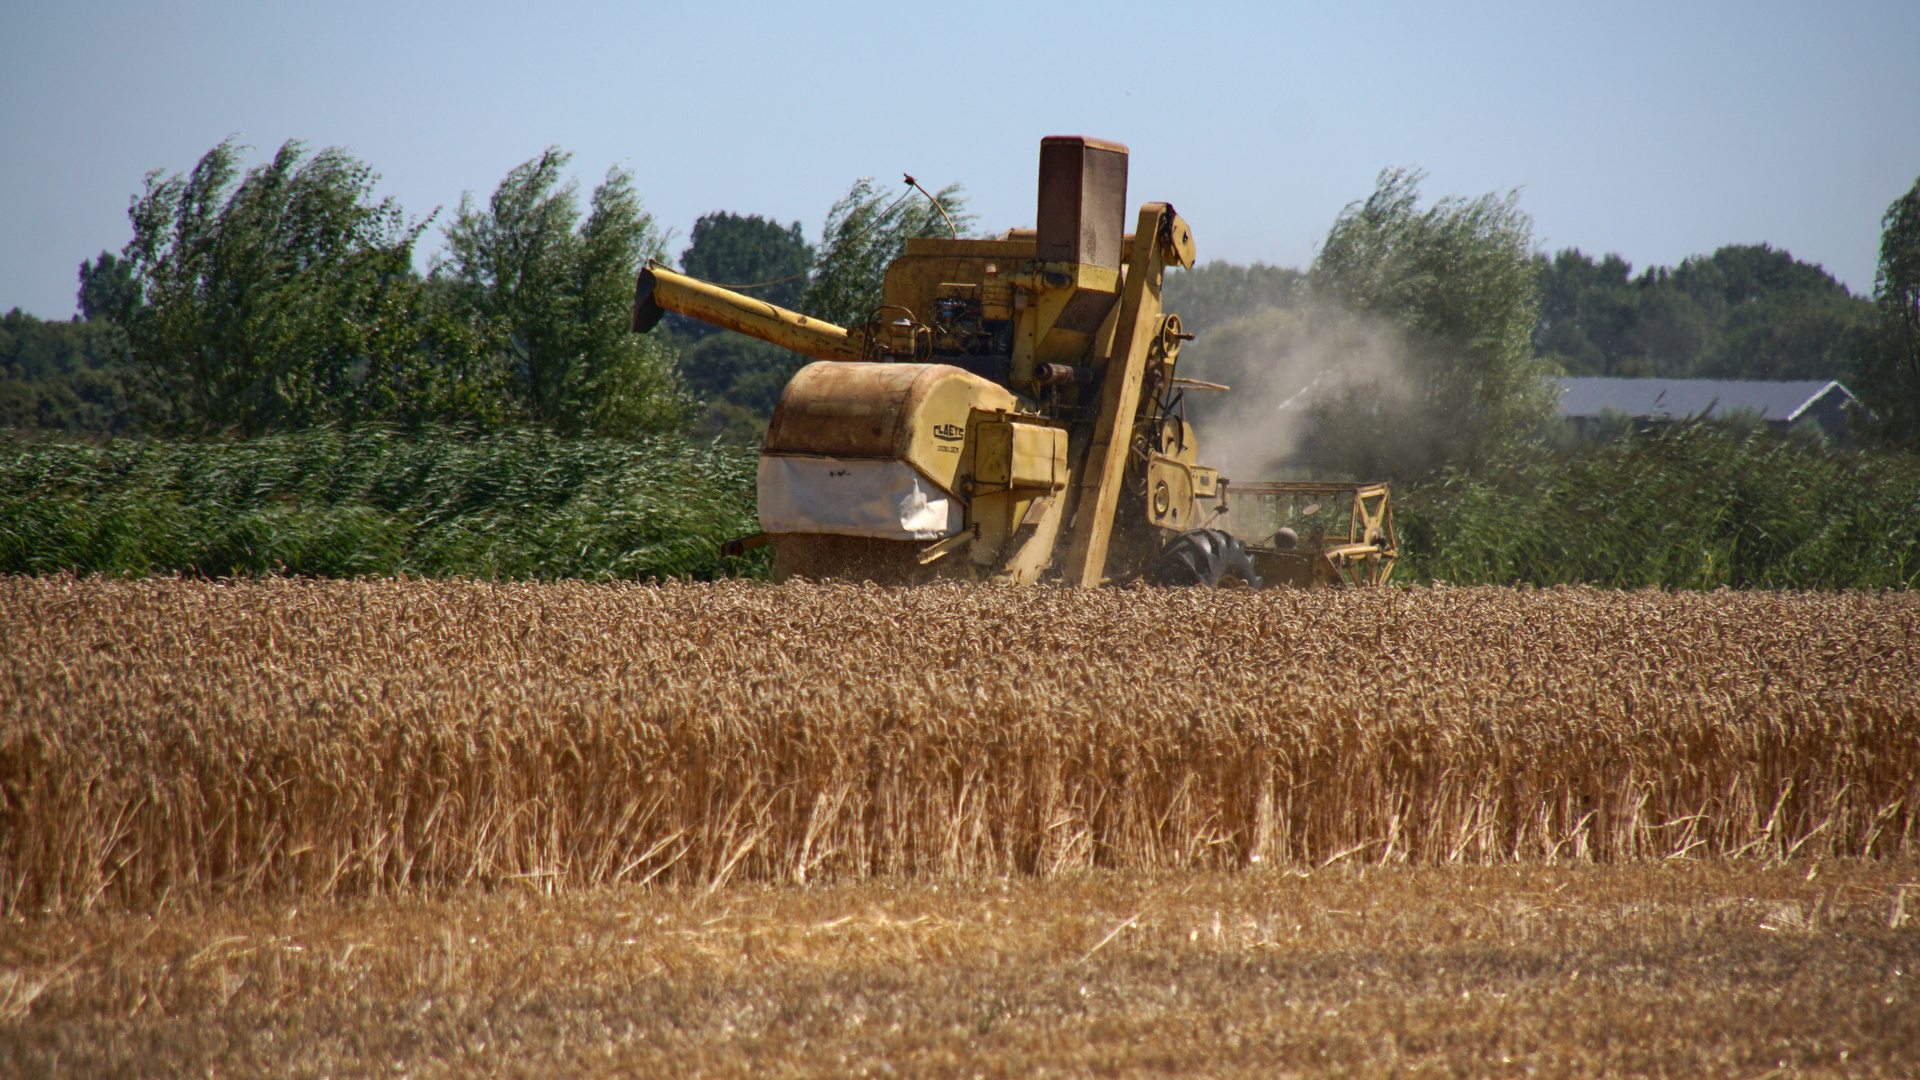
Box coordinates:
[631,266,865,363]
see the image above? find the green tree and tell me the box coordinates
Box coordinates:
[1533,249,1644,375]
[77,250,141,324]
[1674,245,1873,381]
[1856,175,1920,445]
[1670,243,1845,310]
[1623,277,1719,377]
[120,138,495,434]
[673,334,799,443]
[1695,288,1874,381]
[676,212,812,324]
[1161,260,1305,339]
[1533,243,1872,382]
[801,177,972,328]
[0,309,134,432]
[667,212,816,442]
[436,149,684,435]
[1307,168,1551,477]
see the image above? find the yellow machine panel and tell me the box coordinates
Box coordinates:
[885,237,1038,312]
[1145,455,1196,532]
[973,420,1068,491]
[764,362,1015,493]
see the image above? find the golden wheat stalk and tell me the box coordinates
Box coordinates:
[1,576,1913,914]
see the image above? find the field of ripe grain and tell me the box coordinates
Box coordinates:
[3,578,1915,916]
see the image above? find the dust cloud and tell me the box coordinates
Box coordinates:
[1175,301,1418,483]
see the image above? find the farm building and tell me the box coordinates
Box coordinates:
[1554,377,1868,443]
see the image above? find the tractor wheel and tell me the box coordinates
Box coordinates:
[1147,529,1262,589]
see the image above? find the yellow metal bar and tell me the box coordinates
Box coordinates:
[1062,203,1177,588]
[631,266,865,363]
[916,526,978,565]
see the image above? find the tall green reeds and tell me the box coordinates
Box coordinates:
[3,422,1914,589]
[1399,423,1920,588]
[0,427,763,580]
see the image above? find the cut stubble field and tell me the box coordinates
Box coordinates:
[5,862,1918,1078]
[1,577,1916,1076]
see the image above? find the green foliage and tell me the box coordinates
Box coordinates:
[1533,244,1874,380]
[673,333,800,444]
[1161,261,1305,338]
[436,149,685,435]
[1398,423,1920,589]
[0,428,763,581]
[1536,250,1689,375]
[668,212,815,441]
[801,177,972,329]
[76,250,141,324]
[1698,287,1874,380]
[1856,175,1920,445]
[0,310,134,433]
[120,139,496,435]
[1306,168,1552,477]
[11,422,1907,590]
[675,212,812,321]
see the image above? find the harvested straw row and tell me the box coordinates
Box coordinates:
[1,577,1914,914]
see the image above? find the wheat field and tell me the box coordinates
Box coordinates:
[2,577,1914,915]
[4,577,1918,1076]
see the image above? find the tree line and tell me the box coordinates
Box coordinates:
[1163,174,1920,474]
[4,137,1916,468]
[1,139,963,442]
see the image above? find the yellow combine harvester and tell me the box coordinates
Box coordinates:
[633,136,1395,588]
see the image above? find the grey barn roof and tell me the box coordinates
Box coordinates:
[1555,377,1856,423]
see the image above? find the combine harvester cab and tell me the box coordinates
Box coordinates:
[634,136,1395,588]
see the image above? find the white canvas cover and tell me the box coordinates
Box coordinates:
[757,455,963,541]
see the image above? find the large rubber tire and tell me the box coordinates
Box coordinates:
[1147,529,1262,589]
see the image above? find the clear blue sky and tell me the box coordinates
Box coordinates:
[3,0,1915,319]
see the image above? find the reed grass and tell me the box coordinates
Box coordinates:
[3,577,1912,916]
[1399,423,1920,588]
[0,426,763,581]
[4,423,1914,589]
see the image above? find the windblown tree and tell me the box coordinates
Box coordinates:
[119,139,501,434]
[435,149,684,435]
[1855,175,1920,445]
[801,177,972,329]
[1304,168,1552,478]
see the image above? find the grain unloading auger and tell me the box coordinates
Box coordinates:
[634,136,1396,588]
